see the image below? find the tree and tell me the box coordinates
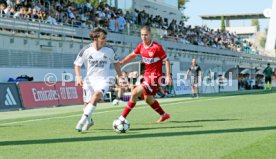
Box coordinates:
[221,16,225,32]
[178,0,188,10]
[178,0,189,22]
[251,18,260,32]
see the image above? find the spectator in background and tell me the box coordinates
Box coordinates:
[31,8,39,21]
[263,63,274,90]
[185,58,202,98]
[114,71,130,101]
[13,6,25,19]
[45,12,58,25]
[108,14,118,32]
[116,12,126,33]
[6,0,16,8]
[0,2,6,17]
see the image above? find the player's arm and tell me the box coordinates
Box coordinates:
[165,58,172,86]
[120,52,137,65]
[199,70,202,83]
[74,65,83,86]
[184,69,190,81]
[114,62,122,77]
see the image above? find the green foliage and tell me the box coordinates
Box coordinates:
[179,0,189,22]
[178,0,188,9]
[221,16,225,32]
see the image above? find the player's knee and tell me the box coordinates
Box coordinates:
[131,90,138,98]
[93,91,102,99]
[144,98,153,105]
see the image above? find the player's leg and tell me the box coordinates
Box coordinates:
[264,77,268,90]
[76,80,107,132]
[83,79,109,131]
[194,82,199,98]
[144,95,170,122]
[81,90,103,131]
[118,85,145,121]
[191,84,195,97]
[268,78,272,90]
[76,86,94,131]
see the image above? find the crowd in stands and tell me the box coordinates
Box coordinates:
[164,25,259,54]
[0,0,258,54]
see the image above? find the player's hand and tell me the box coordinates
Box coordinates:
[76,76,83,86]
[166,76,172,86]
[119,61,124,65]
[199,78,202,84]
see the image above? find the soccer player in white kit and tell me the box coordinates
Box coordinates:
[74,27,122,132]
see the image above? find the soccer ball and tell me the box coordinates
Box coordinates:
[112,99,119,106]
[112,119,130,133]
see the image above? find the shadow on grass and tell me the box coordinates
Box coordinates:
[169,119,239,123]
[1,125,276,146]
[95,125,202,131]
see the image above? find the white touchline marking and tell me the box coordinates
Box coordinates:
[0,96,235,126]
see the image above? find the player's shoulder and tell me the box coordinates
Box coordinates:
[82,44,92,51]
[104,44,115,52]
[78,44,92,57]
[102,45,116,54]
[152,41,165,51]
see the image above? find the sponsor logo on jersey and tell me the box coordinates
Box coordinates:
[89,60,108,68]
[142,57,160,64]
[148,52,154,57]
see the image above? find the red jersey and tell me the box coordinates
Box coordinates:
[133,41,167,77]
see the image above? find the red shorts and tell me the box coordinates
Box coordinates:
[141,75,163,95]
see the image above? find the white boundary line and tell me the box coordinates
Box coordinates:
[0,96,235,126]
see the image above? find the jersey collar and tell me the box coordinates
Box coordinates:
[143,40,153,49]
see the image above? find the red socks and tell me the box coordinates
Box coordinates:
[121,100,165,118]
[150,100,165,115]
[122,102,136,118]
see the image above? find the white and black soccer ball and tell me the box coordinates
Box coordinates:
[112,119,130,133]
[112,99,119,106]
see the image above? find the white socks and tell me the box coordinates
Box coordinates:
[119,115,126,121]
[79,103,96,124]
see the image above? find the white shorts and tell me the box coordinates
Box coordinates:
[82,79,109,103]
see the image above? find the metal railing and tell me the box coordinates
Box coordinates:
[0,16,275,68]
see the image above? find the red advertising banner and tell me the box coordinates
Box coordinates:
[18,82,83,109]
[18,82,59,108]
[55,82,83,105]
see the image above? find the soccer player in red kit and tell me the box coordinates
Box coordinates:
[118,25,172,123]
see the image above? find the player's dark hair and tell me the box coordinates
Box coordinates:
[140,25,151,33]
[89,27,107,40]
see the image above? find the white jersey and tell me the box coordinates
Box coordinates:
[74,44,119,83]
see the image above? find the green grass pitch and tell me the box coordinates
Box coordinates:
[0,92,276,159]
